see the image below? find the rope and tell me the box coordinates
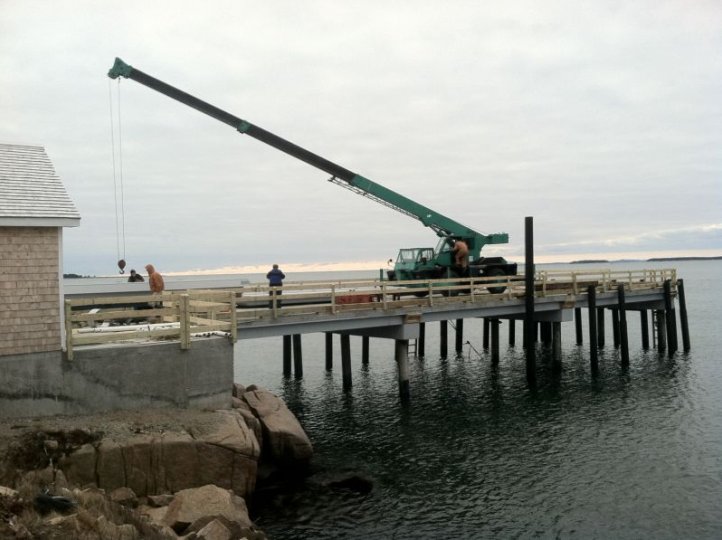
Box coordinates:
[117,81,126,260]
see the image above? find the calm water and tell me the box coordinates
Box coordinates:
[234,260,722,539]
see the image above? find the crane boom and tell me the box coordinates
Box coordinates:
[107,57,516,284]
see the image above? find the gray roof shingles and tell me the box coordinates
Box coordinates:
[0,143,80,222]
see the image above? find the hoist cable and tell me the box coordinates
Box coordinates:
[117,80,127,260]
[108,79,121,264]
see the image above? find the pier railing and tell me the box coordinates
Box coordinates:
[64,290,238,360]
[63,268,676,353]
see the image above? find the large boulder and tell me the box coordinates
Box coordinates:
[242,388,313,465]
[162,484,251,534]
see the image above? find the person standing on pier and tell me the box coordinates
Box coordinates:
[145,264,165,293]
[128,269,145,282]
[452,239,469,269]
[267,264,285,308]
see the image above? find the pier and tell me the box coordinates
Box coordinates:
[64,267,688,401]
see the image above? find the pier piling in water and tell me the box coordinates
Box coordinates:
[524,216,536,383]
[597,307,606,347]
[677,279,691,352]
[283,335,292,377]
[483,318,490,349]
[395,339,411,402]
[440,320,448,358]
[418,322,426,358]
[325,332,333,371]
[641,311,650,350]
[612,308,620,349]
[587,285,599,373]
[575,308,583,345]
[362,336,370,365]
[552,322,562,371]
[656,310,667,352]
[664,280,678,356]
[491,319,500,364]
[508,319,515,347]
[341,334,352,389]
[456,319,464,355]
[617,285,629,366]
[293,334,303,378]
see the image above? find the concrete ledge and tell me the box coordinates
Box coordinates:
[0,337,233,419]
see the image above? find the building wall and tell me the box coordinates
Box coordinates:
[0,226,61,356]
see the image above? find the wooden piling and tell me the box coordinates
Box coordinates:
[491,319,500,365]
[677,279,691,352]
[552,322,562,372]
[293,334,303,378]
[575,307,583,345]
[418,322,426,358]
[283,335,292,377]
[540,321,552,345]
[611,308,620,349]
[617,285,629,366]
[640,311,650,349]
[597,307,606,347]
[325,332,333,371]
[341,334,352,389]
[395,339,411,402]
[483,318,490,349]
[664,280,678,355]
[440,320,448,358]
[456,319,464,355]
[587,285,598,373]
[524,216,536,382]
[508,319,515,347]
[362,336,370,365]
[656,310,667,352]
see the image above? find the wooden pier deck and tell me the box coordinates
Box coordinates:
[64,268,687,398]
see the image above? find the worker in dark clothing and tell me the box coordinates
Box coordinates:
[128,269,145,282]
[267,264,285,308]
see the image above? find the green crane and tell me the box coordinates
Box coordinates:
[108,58,516,286]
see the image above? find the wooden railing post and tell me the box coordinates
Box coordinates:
[179,294,191,349]
[64,300,74,361]
[229,291,237,342]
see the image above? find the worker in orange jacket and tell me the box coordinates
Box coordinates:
[145,264,165,293]
[452,240,469,269]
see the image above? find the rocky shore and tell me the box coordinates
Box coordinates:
[0,384,312,539]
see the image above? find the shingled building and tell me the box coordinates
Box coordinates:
[0,143,80,357]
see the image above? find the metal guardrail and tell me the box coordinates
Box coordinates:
[64,269,676,354]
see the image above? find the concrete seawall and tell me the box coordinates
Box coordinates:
[0,337,233,419]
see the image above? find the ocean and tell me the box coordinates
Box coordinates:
[234,260,722,539]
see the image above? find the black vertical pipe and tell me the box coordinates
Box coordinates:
[588,285,598,373]
[617,285,629,366]
[597,307,606,347]
[656,310,667,352]
[611,309,620,348]
[640,311,650,350]
[552,322,562,372]
[524,216,536,382]
[534,322,539,343]
[664,280,678,355]
[292,334,303,378]
[491,319,500,364]
[440,320,448,358]
[575,308,583,345]
[456,319,464,355]
[325,332,333,371]
[508,319,515,347]
[362,336,370,365]
[483,318,490,349]
[677,279,691,352]
[283,335,292,377]
[418,322,426,358]
[341,334,352,389]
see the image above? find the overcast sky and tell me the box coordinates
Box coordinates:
[2,0,720,275]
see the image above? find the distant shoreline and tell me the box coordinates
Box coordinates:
[569,256,722,264]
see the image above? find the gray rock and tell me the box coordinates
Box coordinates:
[163,484,252,534]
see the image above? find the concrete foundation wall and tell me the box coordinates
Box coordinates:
[0,337,233,419]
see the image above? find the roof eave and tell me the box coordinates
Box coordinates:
[0,217,81,228]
